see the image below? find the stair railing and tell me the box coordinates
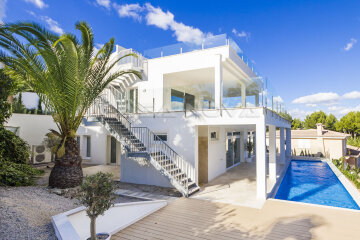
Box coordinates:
[86,86,196,195]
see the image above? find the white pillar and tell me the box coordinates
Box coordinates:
[256,122,267,199]
[280,127,285,164]
[269,125,277,181]
[286,128,291,162]
[214,54,223,109]
[241,84,246,107]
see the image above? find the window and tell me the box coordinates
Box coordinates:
[154,133,167,142]
[210,131,218,140]
[85,136,91,157]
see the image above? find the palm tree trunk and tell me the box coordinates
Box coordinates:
[49,138,83,188]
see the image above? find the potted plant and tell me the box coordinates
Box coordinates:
[77,172,116,240]
[246,140,254,162]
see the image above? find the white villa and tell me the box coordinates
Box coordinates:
[6,34,292,199]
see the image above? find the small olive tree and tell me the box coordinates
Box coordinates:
[77,172,116,240]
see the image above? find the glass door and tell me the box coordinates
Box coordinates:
[226,132,241,168]
[110,137,117,164]
[128,88,138,113]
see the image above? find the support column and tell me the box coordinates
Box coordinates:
[286,128,291,162]
[241,84,246,107]
[256,122,267,200]
[280,127,285,164]
[269,125,277,181]
[214,54,223,109]
[255,94,259,107]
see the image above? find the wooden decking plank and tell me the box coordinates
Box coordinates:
[113,198,360,240]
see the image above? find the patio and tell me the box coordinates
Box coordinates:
[192,162,285,208]
[112,197,360,240]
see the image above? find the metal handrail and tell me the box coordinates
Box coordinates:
[85,86,196,195]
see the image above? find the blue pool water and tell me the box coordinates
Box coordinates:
[275,160,360,210]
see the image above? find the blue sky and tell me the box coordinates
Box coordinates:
[1,0,360,119]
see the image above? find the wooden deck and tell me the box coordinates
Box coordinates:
[112,198,360,240]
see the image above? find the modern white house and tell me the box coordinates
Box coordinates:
[84,34,292,198]
[5,34,291,199]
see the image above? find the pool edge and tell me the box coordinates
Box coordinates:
[270,158,360,211]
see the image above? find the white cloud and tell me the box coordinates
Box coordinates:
[145,3,212,45]
[96,0,111,9]
[113,3,143,21]
[232,28,250,40]
[41,16,64,35]
[0,0,7,24]
[113,3,212,45]
[273,96,283,103]
[306,103,317,107]
[343,91,360,99]
[24,0,48,9]
[344,38,357,51]
[328,105,360,115]
[292,92,340,104]
[288,108,312,120]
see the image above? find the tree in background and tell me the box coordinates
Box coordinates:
[37,97,43,114]
[303,111,327,129]
[336,112,360,137]
[0,69,15,124]
[291,118,303,129]
[324,113,338,131]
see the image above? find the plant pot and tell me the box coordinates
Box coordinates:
[87,233,111,240]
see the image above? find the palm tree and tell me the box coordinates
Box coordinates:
[0,22,141,188]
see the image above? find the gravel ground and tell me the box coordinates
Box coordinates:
[0,186,141,240]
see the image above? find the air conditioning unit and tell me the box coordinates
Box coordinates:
[31,145,53,164]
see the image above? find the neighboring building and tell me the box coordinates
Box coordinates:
[6,34,292,199]
[289,123,349,160]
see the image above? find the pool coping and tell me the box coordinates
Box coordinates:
[269,158,360,211]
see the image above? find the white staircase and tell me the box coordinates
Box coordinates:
[86,85,199,197]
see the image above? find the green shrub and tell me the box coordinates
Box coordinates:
[0,160,43,186]
[347,137,360,148]
[0,127,43,186]
[0,127,30,164]
[333,159,360,189]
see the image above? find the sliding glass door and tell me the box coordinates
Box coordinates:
[226,132,241,168]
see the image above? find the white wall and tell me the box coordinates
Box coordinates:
[6,113,57,146]
[5,114,115,165]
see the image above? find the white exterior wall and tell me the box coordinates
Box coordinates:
[124,108,290,188]
[5,114,118,165]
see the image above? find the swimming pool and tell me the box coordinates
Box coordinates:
[275,160,360,210]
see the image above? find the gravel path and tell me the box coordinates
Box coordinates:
[0,186,141,240]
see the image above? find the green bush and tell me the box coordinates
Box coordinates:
[0,127,43,186]
[332,159,360,189]
[0,127,30,164]
[0,160,43,186]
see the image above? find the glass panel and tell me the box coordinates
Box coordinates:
[171,89,184,111]
[226,138,233,168]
